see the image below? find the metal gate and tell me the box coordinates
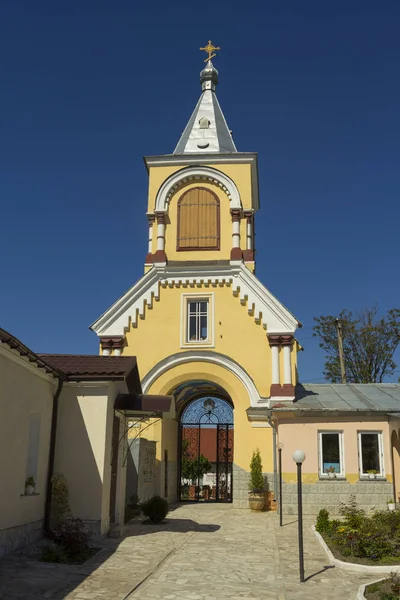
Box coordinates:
[179,397,233,503]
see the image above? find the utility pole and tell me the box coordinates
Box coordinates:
[335,318,347,383]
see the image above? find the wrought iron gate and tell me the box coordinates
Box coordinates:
[179,397,233,503]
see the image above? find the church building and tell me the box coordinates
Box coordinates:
[90,45,301,508]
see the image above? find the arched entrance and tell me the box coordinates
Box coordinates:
[175,380,234,503]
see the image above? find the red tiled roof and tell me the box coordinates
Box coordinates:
[39,354,136,378]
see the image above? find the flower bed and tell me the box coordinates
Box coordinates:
[364,573,400,599]
[315,495,400,566]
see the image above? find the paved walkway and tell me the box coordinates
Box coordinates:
[0,505,375,600]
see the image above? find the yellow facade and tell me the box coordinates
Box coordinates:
[93,59,301,507]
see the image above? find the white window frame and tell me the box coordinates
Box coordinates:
[180,293,214,348]
[358,431,385,479]
[318,430,345,479]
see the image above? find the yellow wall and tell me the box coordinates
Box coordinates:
[147,162,255,263]
[146,361,274,474]
[0,348,56,531]
[55,382,127,533]
[124,283,275,399]
[147,163,254,213]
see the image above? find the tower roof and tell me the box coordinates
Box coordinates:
[174,59,237,155]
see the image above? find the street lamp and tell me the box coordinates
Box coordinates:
[292,450,306,583]
[278,443,283,527]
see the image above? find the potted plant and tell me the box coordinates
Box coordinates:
[387,498,396,511]
[25,476,35,495]
[367,469,377,480]
[325,466,336,479]
[248,449,265,511]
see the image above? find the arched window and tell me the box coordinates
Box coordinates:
[177,187,220,250]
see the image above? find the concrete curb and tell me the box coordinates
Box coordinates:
[312,526,400,574]
[356,579,385,600]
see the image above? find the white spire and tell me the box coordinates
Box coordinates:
[174,60,237,155]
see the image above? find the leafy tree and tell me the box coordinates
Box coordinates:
[181,439,211,484]
[313,306,400,383]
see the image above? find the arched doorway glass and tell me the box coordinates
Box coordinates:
[179,394,234,503]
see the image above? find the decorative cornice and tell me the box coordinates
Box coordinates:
[90,263,301,338]
[268,334,294,347]
[100,337,124,350]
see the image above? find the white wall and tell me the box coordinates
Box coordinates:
[0,347,56,531]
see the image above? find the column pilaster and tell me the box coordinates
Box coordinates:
[145,214,156,264]
[268,335,295,398]
[230,210,242,261]
[100,337,125,356]
[242,210,254,262]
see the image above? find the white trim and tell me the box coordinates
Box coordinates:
[154,166,242,212]
[313,526,400,574]
[271,345,280,385]
[283,345,292,385]
[90,262,300,337]
[358,430,385,479]
[0,344,58,385]
[180,293,214,348]
[141,350,262,407]
[318,430,345,479]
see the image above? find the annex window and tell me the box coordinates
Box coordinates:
[318,431,344,478]
[358,432,384,477]
[187,299,209,343]
[177,187,220,251]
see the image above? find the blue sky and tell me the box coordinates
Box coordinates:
[1,1,399,382]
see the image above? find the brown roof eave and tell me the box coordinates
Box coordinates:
[0,328,65,380]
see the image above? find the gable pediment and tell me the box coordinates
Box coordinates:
[90,264,300,338]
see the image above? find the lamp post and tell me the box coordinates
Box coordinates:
[293,450,306,583]
[278,443,283,527]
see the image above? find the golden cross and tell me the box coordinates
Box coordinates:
[200,40,220,62]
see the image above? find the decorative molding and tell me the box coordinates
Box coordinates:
[141,350,262,407]
[154,166,242,212]
[90,263,300,337]
[268,334,294,347]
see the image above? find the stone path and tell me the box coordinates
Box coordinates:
[0,505,376,599]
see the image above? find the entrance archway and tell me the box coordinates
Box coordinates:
[174,380,234,503]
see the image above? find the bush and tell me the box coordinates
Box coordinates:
[53,517,92,558]
[249,449,264,492]
[141,496,169,523]
[41,543,69,564]
[316,509,330,534]
[319,496,400,563]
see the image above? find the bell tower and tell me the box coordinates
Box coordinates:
[144,48,259,271]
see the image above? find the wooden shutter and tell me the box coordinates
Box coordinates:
[177,187,220,250]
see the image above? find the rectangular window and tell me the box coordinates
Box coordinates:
[318,431,344,478]
[187,300,209,343]
[358,432,384,477]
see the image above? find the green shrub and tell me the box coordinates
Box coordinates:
[339,494,366,529]
[53,517,92,558]
[316,509,330,534]
[141,496,169,523]
[249,449,264,492]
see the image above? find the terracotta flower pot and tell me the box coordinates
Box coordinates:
[249,492,265,511]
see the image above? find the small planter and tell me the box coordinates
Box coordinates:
[368,473,376,480]
[388,503,396,511]
[25,485,35,495]
[249,492,265,511]
[328,472,336,479]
